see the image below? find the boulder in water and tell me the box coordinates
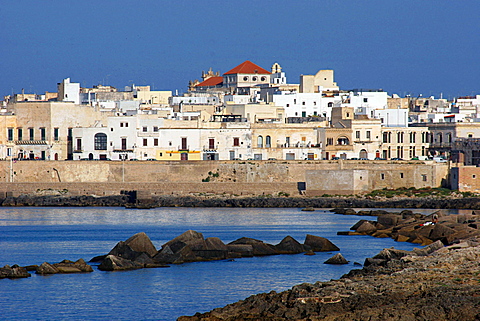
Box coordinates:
[304,234,340,252]
[324,253,348,265]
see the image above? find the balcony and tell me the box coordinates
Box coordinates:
[137,132,159,137]
[203,145,217,152]
[15,140,47,145]
[276,143,321,149]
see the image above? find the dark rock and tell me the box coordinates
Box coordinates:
[377,215,399,227]
[324,253,348,264]
[429,223,456,241]
[108,241,144,262]
[98,255,143,271]
[413,240,444,256]
[372,248,411,261]
[153,245,179,264]
[229,237,277,256]
[162,230,207,255]
[55,258,93,273]
[124,232,157,257]
[226,244,254,257]
[304,234,340,252]
[355,221,377,234]
[275,236,305,254]
[350,219,369,231]
[36,262,60,274]
[89,255,107,263]
[0,265,31,279]
[205,237,228,251]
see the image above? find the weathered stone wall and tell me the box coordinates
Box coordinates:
[0,160,449,196]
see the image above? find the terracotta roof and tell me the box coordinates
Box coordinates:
[195,76,223,87]
[224,60,270,75]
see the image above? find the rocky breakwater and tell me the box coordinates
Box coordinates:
[334,208,480,246]
[92,231,340,271]
[178,239,480,321]
[1,258,93,279]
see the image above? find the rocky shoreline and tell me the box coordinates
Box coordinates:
[177,208,480,321]
[178,242,480,321]
[3,194,480,209]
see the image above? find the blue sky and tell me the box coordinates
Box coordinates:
[1,0,479,99]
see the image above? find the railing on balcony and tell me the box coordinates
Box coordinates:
[203,145,217,152]
[14,140,48,145]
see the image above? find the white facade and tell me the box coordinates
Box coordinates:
[270,91,325,118]
[58,78,80,104]
[374,108,409,127]
[343,90,388,110]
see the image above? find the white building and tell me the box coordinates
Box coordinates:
[58,78,80,105]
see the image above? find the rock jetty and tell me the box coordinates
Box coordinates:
[93,231,340,271]
[5,194,480,209]
[1,258,93,279]
[178,239,480,321]
[334,208,480,246]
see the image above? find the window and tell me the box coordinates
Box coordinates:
[153,126,159,132]
[266,136,271,148]
[154,138,158,146]
[181,137,187,150]
[76,138,82,151]
[363,98,368,103]
[327,138,333,145]
[94,133,107,150]
[356,131,360,139]
[328,102,333,107]
[337,137,349,145]
[252,76,257,81]
[29,128,34,140]
[7,128,13,141]
[243,76,248,81]
[257,136,263,148]
[17,128,23,141]
[302,111,306,117]
[286,104,290,107]
[383,132,388,143]
[422,174,427,182]
[233,137,240,147]
[143,138,148,146]
[40,128,46,141]
[302,101,305,105]
[400,173,404,178]
[294,99,296,104]
[381,173,385,180]
[209,138,215,150]
[120,123,124,127]
[54,128,59,141]
[366,131,371,140]
[261,76,266,81]
[143,126,147,132]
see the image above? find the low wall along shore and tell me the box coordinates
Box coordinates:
[0,160,449,197]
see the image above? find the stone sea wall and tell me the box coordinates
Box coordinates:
[2,194,480,209]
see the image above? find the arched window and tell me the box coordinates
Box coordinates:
[437,133,443,144]
[265,135,271,148]
[94,133,107,150]
[327,102,333,107]
[257,136,263,148]
[446,133,452,143]
[336,136,349,145]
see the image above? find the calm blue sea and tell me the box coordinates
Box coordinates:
[0,207,447,320]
